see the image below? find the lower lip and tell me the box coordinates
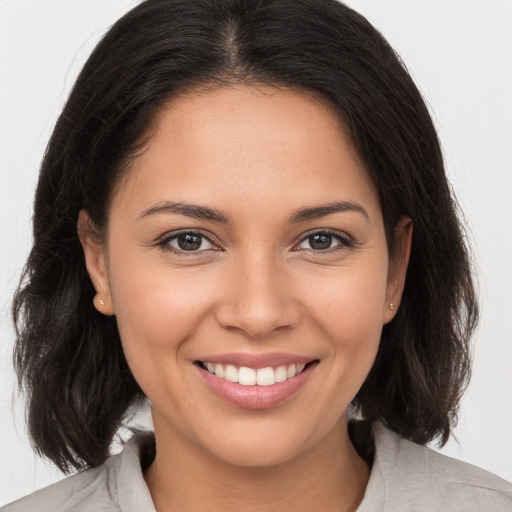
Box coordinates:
[196,363,316,409]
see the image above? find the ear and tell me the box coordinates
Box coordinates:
[383,216,413,324]
[77,209,115,316]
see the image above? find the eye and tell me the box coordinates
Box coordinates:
[157,231,217,253]
[295,231,352,251]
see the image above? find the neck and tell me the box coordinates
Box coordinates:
[144,413,370,512]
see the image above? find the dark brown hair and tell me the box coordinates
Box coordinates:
[13,0,477,472]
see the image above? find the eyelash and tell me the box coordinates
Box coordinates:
[155,231,218,254]
[155,229,354,255]
[294,229,354,252]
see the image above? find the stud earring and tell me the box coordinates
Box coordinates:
[99,299,105,306]
[389,303,395,311]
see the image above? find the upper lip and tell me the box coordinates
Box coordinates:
[195,352,317,369]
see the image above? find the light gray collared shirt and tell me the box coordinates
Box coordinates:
[4,423,512,511]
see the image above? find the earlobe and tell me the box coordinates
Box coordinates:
[383,216,413,324]
[77,209,115,316]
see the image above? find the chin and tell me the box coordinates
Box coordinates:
[207,437,305,468]
[196,414,335,469]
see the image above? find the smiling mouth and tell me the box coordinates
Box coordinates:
[195,360,318,386]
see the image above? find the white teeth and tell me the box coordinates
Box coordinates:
[275,365,288,383]
[202,361,310,385]
[256,367,275,386]
[238,367,256,385]
[214,364,224,378]
[224,364,239,383]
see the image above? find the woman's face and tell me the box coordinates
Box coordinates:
[82,85,410,467]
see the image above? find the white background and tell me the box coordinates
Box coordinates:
[1,0,511,505]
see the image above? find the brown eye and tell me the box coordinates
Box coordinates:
[177,233,203,251]
[158,232,216,252]
[296,231,352,252]
[308,234,333,250]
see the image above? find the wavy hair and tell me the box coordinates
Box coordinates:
[13,0,478,472]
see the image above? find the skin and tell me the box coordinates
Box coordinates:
[80,85,412,512]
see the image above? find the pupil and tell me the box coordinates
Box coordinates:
[178,234,201,251]
[310,234,332,250]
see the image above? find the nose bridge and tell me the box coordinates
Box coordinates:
[216,246,299,338]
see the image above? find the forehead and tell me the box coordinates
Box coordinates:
[112,84,380,221]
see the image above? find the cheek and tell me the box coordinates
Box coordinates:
[304,261,388,337]
[107,257,217,372]
[302,261,388,387]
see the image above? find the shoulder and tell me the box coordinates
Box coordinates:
[2,464,114,512]
[360,422,512,511]
[2,437,155,512]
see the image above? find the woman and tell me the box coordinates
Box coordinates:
[4,0,512,510]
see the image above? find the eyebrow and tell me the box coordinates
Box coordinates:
[137,200,369,224]
[288,201,369,223]
[137,202,229,223]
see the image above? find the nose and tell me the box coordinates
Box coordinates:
[215,251,301,339]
